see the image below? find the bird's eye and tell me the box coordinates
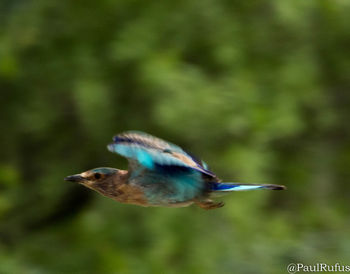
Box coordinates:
[94,173,101,179]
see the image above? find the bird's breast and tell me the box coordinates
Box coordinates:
[107,183,149,207]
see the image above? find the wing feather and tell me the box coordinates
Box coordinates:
[107,131,215,177]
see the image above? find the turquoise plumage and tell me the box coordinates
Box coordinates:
[107,131,215,176]
[65,131,286,209]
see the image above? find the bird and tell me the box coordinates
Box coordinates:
[65,131,286,210]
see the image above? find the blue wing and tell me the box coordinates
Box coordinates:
[107,131,215,177]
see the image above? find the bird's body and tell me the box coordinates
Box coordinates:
[65,131,285,209]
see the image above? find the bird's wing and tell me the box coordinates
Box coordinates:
[107,131,215,177]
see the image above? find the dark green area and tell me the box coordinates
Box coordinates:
[1,0,349,273]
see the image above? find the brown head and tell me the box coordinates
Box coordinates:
[65,167,128,198]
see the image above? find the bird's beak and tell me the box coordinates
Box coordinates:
[64,174,86,182]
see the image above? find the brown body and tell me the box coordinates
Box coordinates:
[66,168,221,209]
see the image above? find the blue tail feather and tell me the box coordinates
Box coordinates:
[210,182,286,192]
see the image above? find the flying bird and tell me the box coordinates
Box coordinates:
[65,131,285,210]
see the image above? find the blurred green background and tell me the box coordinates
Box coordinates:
[1,0,350,273]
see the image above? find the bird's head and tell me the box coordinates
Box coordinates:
[65,167,127,196]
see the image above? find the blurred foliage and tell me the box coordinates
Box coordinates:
[1,0,350,273]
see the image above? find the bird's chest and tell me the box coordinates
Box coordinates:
[109,183,149,206]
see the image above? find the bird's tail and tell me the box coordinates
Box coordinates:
[210,182,286,192]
